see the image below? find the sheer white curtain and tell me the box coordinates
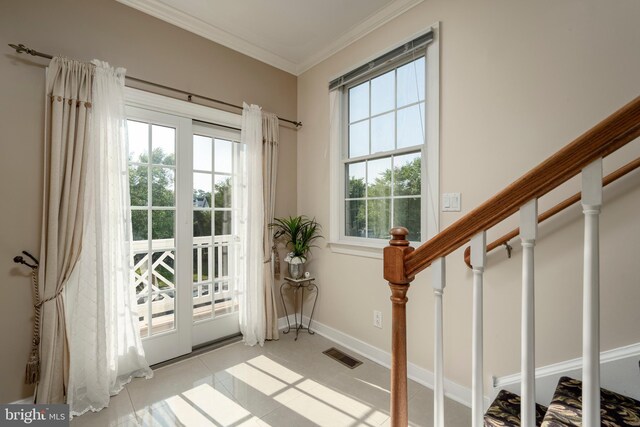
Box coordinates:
[64,60,152,417]
[237,103,266,346]
[262,112,280,341]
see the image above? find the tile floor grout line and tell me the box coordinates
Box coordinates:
[122,386,142,426]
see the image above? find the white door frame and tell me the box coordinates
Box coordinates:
[191,123,241,347]
[126,89,242,364]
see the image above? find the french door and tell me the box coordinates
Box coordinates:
[190,123,241,346]
[126,105,241,365]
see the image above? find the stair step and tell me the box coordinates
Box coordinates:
[541,376,640,426]
[485,389,548,426]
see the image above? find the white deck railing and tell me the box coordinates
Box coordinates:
[132,235,237,335]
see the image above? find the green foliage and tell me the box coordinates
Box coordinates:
[152,252,174,289]
[130,149,233,242]
[392,157,421,196]
[270,216,323,260]
[346,157,421,241]
[193,177,232,237]
[130,148,175,241]
[347,176,366,198]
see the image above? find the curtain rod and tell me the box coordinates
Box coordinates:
[8,43,302,128]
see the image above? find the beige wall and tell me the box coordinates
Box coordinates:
[297,0,640,396]
[0,0,297,403]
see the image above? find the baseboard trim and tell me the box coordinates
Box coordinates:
[492,341,640,405]
[278,315,485,409]
[494,341,640,388]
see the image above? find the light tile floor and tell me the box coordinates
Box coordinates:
[71,331,471,426]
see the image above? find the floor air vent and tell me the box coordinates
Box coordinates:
[323,347,363,369]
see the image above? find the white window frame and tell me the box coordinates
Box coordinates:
[329,23,440,259]
[125,88,241,129]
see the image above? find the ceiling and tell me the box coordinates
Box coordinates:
[116,0,424,75]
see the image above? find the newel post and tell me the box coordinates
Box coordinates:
[384,227,415,427]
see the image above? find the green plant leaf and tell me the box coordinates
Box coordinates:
[269,215,323,258]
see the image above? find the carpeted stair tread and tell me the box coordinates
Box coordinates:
[485,389,548,426]
[541,376,640,426]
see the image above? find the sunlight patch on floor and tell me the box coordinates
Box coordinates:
[297,379,388,425]
[355,377,391,394]
[229,355,387,426]
[275,385,360,425]
[225,361,289,396]
[163,394,217,426]
[246,355,303,384]
[182,383,266,426]
[137,354,389,426]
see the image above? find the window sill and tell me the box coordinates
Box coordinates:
[327,240,386,259]
[327,238,425,260]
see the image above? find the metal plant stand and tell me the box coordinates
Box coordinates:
[280,276,318,341]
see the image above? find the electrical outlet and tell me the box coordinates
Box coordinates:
[373,310,383,329]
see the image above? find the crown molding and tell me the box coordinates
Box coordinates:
[116,0,298,74]
[295,0,424,75]
[116,0,424,76]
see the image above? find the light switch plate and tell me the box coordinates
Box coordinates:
[442,193,461,212]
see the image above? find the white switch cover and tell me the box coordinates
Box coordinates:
[442,193,461,212]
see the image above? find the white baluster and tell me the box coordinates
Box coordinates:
[471,232,486,427]
[582,158,602,427]
[197,246,203,285]
[432,257,446,427]
[520,200,538,427]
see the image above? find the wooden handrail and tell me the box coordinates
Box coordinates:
[403,96,640,278]
[462,156,640,268]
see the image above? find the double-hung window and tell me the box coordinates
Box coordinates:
[330,27,439,254]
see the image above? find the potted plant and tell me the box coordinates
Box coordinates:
[270,216,322,279]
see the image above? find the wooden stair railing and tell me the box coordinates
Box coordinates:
[384,230,415,427]
[462,156,640,268]
[383,95,640,427]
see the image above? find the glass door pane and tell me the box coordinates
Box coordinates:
[192,134,214,321]
[191,125,241,346]
[127,105,192,366]
[192,135,239,322]
[128,119,177,338]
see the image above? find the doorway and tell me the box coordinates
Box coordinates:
[126,99,242,365]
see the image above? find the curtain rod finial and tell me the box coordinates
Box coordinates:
[9,43,34,56]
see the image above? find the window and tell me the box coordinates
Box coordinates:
[345,57,425,242]
[330,27,439,255]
